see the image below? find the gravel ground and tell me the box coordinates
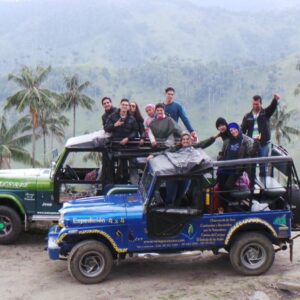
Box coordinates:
[0,231,300,300]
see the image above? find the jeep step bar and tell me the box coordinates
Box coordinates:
[30,214,59,222]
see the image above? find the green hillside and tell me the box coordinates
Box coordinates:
[0,0,300,169]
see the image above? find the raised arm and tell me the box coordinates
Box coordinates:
[178,104,194,133]
[194,136,216,149]
[265,94,280,118]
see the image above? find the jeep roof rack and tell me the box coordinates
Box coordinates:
[64,131,179,158]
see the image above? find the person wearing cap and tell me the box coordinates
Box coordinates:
[215,117,230,142]
[217,122,258,193]
[101,97,118,127]
[164,87,198,142]
[218,122,256,161]
[144,103,155,138]
[241,94,280,176]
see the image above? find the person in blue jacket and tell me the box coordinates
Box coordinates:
[164,87,198,142]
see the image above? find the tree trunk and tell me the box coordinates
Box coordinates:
[43,131,47,167]
[73,102,76,137]
[51,132,53,151]
[32,125,36,168]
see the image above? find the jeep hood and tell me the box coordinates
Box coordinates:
[0,168,51,190]
[0,168,51,180]
[61,195,127,227]
[61,193,144,228]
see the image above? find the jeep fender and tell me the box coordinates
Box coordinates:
[0,194,27,230]
[224,218,278,247]
[0,194,26,216]
[57,229,128,255]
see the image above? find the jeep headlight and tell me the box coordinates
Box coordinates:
[58,213,65,228]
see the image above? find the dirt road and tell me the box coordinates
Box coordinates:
[0,231,300,300]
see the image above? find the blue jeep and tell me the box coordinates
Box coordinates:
[48,145,300,284]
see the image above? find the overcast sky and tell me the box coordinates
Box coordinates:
[0,0,299,12]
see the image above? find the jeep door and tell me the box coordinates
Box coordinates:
[54,150,102,203]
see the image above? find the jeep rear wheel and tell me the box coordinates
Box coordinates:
[0,206,22,244]
[68,240,113,284]
[229,232,275,275]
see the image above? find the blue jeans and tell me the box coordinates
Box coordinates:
[258,143,269,176]
[165,180,191,206]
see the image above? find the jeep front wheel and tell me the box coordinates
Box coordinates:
[68,240,113,284]
[0,206,22,244]
[229,232,275,275]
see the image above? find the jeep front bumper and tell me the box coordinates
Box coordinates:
[47,225,61,260]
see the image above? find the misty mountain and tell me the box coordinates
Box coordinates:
[0,0,300,73]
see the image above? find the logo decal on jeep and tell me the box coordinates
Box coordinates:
[273,214,287,226]
[188,224,194,237]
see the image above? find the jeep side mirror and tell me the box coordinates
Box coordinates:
[52,148,59,159]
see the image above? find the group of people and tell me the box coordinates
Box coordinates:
[100,86,281,205]
[101,87,197,147]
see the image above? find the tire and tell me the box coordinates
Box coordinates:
[229,232,275,276]
[68,240,113,284]
[0,206,22,244]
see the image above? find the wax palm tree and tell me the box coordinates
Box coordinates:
[270,104,300,145]
[0,115,35,169]
[38,106,69,166]
[5,65,59,167]
[61,75,95,136]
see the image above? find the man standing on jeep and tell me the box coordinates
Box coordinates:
[241,93,280,176]
[164,87,198,142]
[101,97,118,127]
[104,98,138,145]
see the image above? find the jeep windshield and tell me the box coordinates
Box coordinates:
[139,165,153,201]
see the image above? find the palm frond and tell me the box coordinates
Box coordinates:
[8,134,32,148]
[281,129,291,143]
[5,90,27,111]
[0,144,12,158]
[284,126,300,136]
[79,94,95,110]
[7,73,28,88]
[78,81,91,92]
[9,147,34,165]
[34,65,52,86]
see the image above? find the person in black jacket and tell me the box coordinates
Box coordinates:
[215,117,230,142]
[101,97,118,127]
[241,94,280,176]
[217,122,258,206]
[104,98,138,145]
[130,101,145,145]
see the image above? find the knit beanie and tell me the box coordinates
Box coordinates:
[215,117,228,129]
[228,122,240,131]
[145,104,155,111]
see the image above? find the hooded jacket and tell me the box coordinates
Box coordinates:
[218,133,257,161]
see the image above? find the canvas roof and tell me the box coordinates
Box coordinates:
[65,130,111,149]
[148,147,212,176]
